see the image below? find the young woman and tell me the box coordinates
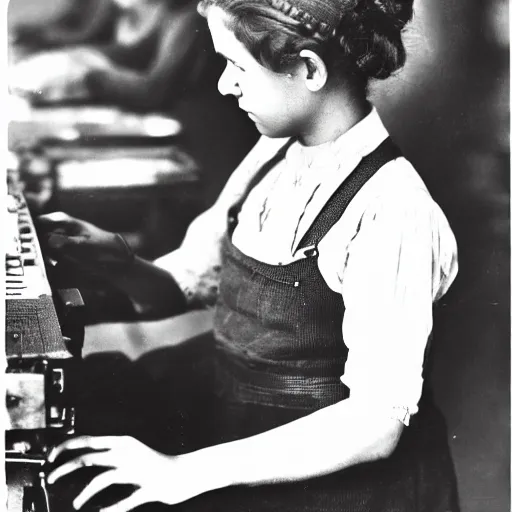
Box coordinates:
[40,0,460,510]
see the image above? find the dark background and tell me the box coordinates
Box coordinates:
[7,1,510,511]
[371,3,509,511]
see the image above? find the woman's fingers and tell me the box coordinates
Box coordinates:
[72,469,120,510]
[47,451,114,484]
[48,435,121,463]
[100,489,148,512]
[46,233,83,250]
[37,212,75,231]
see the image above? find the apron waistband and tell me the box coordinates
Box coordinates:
[214,345,349,409]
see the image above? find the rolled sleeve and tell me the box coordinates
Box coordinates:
[154,208,225,307]
[338,190,456,425]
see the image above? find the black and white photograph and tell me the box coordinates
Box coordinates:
[4,0,509,511]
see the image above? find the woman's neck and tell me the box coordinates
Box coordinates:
[298,94,371,147]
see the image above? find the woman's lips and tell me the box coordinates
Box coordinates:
[239,103,252,115]
[239,104,256,121]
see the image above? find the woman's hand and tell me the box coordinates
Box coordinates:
[47,436,206,511]
[37,212,133,268]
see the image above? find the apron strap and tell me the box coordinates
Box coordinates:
[296,137,402,254]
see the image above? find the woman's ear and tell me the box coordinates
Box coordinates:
[299,50,328,91]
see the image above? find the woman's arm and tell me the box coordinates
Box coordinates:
[85,7,206,110]
[91,255,190,320]
[38,213,190,320]
[47,398,403,511]
[194,182,455,491]
[188,398,403,491]
[39,208,223,321]
[39,137,267,321]
[176,188,458,493]
[335,187,458,422]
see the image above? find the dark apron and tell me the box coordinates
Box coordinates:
[200,138,460,512]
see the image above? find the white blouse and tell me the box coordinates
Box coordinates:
[155,108,459,425]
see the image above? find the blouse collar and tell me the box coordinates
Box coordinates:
[285,107,390,173]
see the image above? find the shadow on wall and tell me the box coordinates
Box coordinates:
[371,1,509,512]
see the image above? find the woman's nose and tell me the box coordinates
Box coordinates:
[218,65,240,98]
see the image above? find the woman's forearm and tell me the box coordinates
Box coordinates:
[97,255,189,320]
[184,399,404,493]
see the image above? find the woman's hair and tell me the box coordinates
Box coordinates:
[198,0,414,87]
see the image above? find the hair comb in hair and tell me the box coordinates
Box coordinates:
[265,0,357,35]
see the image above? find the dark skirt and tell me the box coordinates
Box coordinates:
[48,336,459,512]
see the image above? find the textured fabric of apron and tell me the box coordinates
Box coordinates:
[201,138,460,512]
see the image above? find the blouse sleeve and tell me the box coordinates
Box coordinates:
[337,188,458,425]
[154,136,271,308]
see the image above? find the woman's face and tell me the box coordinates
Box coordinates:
[207,6,316,139]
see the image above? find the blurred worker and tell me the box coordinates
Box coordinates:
[11,0,119,52]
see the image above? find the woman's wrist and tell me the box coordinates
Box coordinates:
[182,445,237,495]
[113,233,136,265]
[81,233,136,276]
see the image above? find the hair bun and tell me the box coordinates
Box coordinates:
[372,0,414,29]
[336,0,414,81]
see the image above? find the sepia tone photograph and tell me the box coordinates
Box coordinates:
[5,0,509,511]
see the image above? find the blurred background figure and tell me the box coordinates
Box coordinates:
[10,0,119,52]
[10,0,222,110]
[82,0,219,112]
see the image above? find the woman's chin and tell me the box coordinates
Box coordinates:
[250,120,292,139]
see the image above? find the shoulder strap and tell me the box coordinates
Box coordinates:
[228,137,295,227]
[296,137,402,253]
